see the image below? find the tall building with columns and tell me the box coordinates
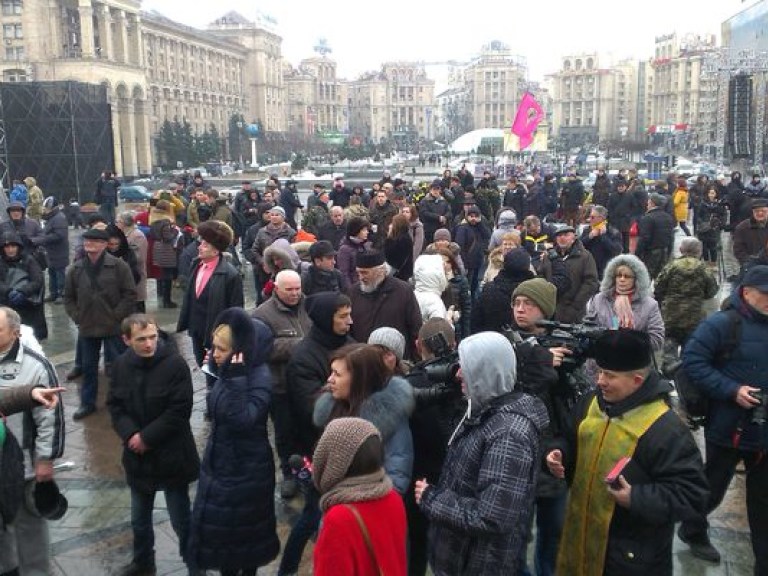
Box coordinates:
[0,2,281,177]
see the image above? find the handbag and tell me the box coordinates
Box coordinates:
[344,504,384,576]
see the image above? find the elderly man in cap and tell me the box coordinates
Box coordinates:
[301,240,348,295]
[546,329,707,576]
[539,225,599,323]
[317,205,347,250]
[634,193,676,279]
[65,226,137,419]
[419,180,452,245]
[177,220,243,371]
[0,306,65,575]
[347,249,422,360]
[733,198,768,272]
[677,265,768,570]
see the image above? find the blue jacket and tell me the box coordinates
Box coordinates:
[314,376,415,494]
[188,313,280,570]
[10,183,27,206]
[683,290,768,451]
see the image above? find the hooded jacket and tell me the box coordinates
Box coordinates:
[488,210,518,251]
[314,376,415,494]
[414,254,448,322]
[40,204,69,269]
[23,177,43,220]
[586,254,665,351]
[189,311,280,570]
[286,292,355,455]
[421,332,548,575]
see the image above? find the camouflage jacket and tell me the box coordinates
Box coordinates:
[654,256,719,340]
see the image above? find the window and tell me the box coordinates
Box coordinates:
[1,0,22,15]
[3,68,25,82]
[5,46,23,60]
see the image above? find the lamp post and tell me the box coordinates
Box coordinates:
[246,123,259,168]
[236,120,244,169]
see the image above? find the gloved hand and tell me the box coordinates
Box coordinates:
[8,289,26,307]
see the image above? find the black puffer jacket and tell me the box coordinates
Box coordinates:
[635,208,675,257]
[471,269,534,334]
[107,335,200,493]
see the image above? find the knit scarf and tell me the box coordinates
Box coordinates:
[613,286,635,328]
[319,469,393,513]
[590,220,607,233]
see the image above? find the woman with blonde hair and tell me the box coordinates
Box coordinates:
[482,231,522,287]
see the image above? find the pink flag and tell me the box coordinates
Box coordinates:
[511,92,544,150]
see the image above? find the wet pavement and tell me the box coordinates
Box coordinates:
[29,220,756,574]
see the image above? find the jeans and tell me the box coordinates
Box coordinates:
[48,267,65,299]
[0,497,50,575]
[681,441,768,575]
[270,392,299,478]
[80,335,125,407]
[278,487,321,575]
[130,485,192,567]
[100,199,116,223]
[517,493,566,576]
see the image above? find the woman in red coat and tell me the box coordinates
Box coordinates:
[313,417,407,576]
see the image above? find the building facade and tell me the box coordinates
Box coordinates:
[0,2,281,177]
[284,54,347,136]
[462,41,527,131]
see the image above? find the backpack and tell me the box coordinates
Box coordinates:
[673,308,741,429]
[0,418,25,529]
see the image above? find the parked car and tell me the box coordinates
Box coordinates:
[119,185,152,202]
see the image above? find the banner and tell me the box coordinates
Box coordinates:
[510,92,545,150]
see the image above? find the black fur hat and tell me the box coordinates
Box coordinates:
[593,329,652,372]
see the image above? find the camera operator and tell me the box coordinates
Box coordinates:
[677,266,768,570]
[506,278,571,576]
[405,318,465,576]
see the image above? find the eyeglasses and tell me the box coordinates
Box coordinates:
[615,273,635,279]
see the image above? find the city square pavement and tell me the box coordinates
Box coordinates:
[30,216,756,575]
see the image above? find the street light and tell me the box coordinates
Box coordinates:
[236,120,244,168]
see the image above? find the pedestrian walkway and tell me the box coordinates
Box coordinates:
[32,223,756,575]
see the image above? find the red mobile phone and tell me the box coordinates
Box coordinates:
[604,456,631,489]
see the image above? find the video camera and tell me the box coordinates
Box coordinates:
[534,319,608,368]
[412,332,461,403]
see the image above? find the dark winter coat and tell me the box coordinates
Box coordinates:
[556,375,708,576]
[580,225,623,279]
[251,223,296,267]
[384,233,414,281]
[607,190,637,232]
[40,207,69,269]
[337,236,370,287]
[317,220,347,250]
[696,200,727,245]
[635,208,675,258]
[107,337,200,494]
[189,313,280,571]
[732,217,768,265]
[471,269,534,334]
[368,201,398,246]
[314,376,415,494]
[301,265,349,296]
[455,221,491,270]
[419,195,452,244]
[176,255,244,347]
[561,179,585,210]
[64,252,137,337]
[0,246,47,339]
[252,294,311,395]
[442,274,472,342]
[286,324,354,456]
[279,186,303,228]
[683,290,768,452]
[422,392,548,575]
[0,216,44,253]
[150,217,179,269]
[540,240,599,323]
[592,174,612,208]
[347,275,423,360]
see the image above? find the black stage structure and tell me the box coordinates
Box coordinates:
[0,81,114,203]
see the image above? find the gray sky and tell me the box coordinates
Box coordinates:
[142,0,745,81]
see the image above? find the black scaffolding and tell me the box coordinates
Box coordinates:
[0,81,114,203]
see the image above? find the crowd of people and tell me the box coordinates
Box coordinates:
[0,164,767,576]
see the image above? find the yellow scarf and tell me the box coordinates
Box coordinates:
[590,220,607,233]
[557,396,669,576]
